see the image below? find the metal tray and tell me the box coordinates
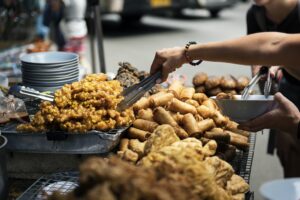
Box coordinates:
[1,122,127,154]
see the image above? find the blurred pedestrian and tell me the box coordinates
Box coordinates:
[246,0,300,175]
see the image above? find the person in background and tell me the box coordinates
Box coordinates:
[246,0,300,176]
[150,32,300,176]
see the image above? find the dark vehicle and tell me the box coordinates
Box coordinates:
[99,0,193,22]
[190,0,238,18]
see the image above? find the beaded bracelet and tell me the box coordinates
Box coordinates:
[185,41,202,66]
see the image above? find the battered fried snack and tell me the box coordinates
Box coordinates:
[179,87,195,101]
[236,76,250,91]
[225,130,249,151]
[150,92,173,107]
[220,75,237,89]
[120,149,139,163]
[17,74,135,133]
[213,111,229,127]
[168,98,197,115]
[195,85,206,93]
[173,126,189,139]
[144,125,180,154]
[204,128,230,143]
[128,127,151,142]
[168,80,184,98]
[133,119,159,133]
[205,76,221,90]
[185,99,200,107]
[226,174,250,195]
[133,97,151,112]
[182,113,200,136]
[128,139,145,158]
[207,87,223,97]
[202,99,219,111]
[153,107,178,127]
[137,109,154,121]
[192,93,208,104]
[216,92,236,100]
[169,112,184,125]
[216,143,237,161]
[197,105,216,119]
[225,121,250,137]
[119,138,129,151]
[193,72,208,86]
[202,140,218,157]
[193,119,216,137]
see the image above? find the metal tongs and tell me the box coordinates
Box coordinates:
[117,71,162,111]
[10,85,54,101]
[241,66,272,100]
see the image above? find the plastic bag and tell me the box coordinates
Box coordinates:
[4,95,29,123]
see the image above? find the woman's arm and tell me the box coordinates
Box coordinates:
[151,32,300,81]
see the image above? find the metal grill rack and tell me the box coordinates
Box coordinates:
[230,133,256,183]
[17,172,79,200]
[17,134,257,200]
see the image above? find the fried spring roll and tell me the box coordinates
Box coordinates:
[122,149,139,163]
[128,127,151,142]
[133,97,150,111]
[225,121,250,137]
[173,126,189,139]
[202,99,219,111]
[185,99,200,107]
[133,119,159,133]
[225,130,249,151]
[128,139,145,158]
[168,80,184,98]
[169,112,184,125]
[180,87,195,101]
[193,119,216,137]
[168,98,197,114]
[197,105,216,119]
[204,128,230,143]
[213,111,229,126]
[119,138,129,151]
[137,109,154,121]
[182,113,200,136]
[193,93,208,104]
[150,92,174,107]
[153,107,178,127]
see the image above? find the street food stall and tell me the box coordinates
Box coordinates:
[0,50,258,200]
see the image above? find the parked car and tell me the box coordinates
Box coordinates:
[188,0,239,18]
[99,0,194,22]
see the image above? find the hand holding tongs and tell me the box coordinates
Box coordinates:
[241,66,272,100]
[117,71,162,111]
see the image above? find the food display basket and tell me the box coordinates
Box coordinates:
[16,133,256,200]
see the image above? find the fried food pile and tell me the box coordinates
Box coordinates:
[114,62,149,88]
[118,81,250,163]
[48,127,249,200]
[193,72,249,97]
[17,74,135,133]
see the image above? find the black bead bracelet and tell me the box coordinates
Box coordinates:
[185,41,202,66]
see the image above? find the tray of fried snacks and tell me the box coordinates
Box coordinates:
[18,126,252,200]
[193,72,250,97]
[1,73,135,154]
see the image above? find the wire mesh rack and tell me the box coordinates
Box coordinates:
[17,134,256,200]
[17,172,79,200]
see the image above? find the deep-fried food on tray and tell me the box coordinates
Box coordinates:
[17,74,135,133]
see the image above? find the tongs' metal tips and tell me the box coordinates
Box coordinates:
[241,66,269,100]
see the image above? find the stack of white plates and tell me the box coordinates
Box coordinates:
[20,52,79,92]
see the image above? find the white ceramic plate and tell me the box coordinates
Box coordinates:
[20,52,78,64]
[260,178,300,200]
[211,95,275,122]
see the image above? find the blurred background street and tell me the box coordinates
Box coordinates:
[94,2,283,200]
